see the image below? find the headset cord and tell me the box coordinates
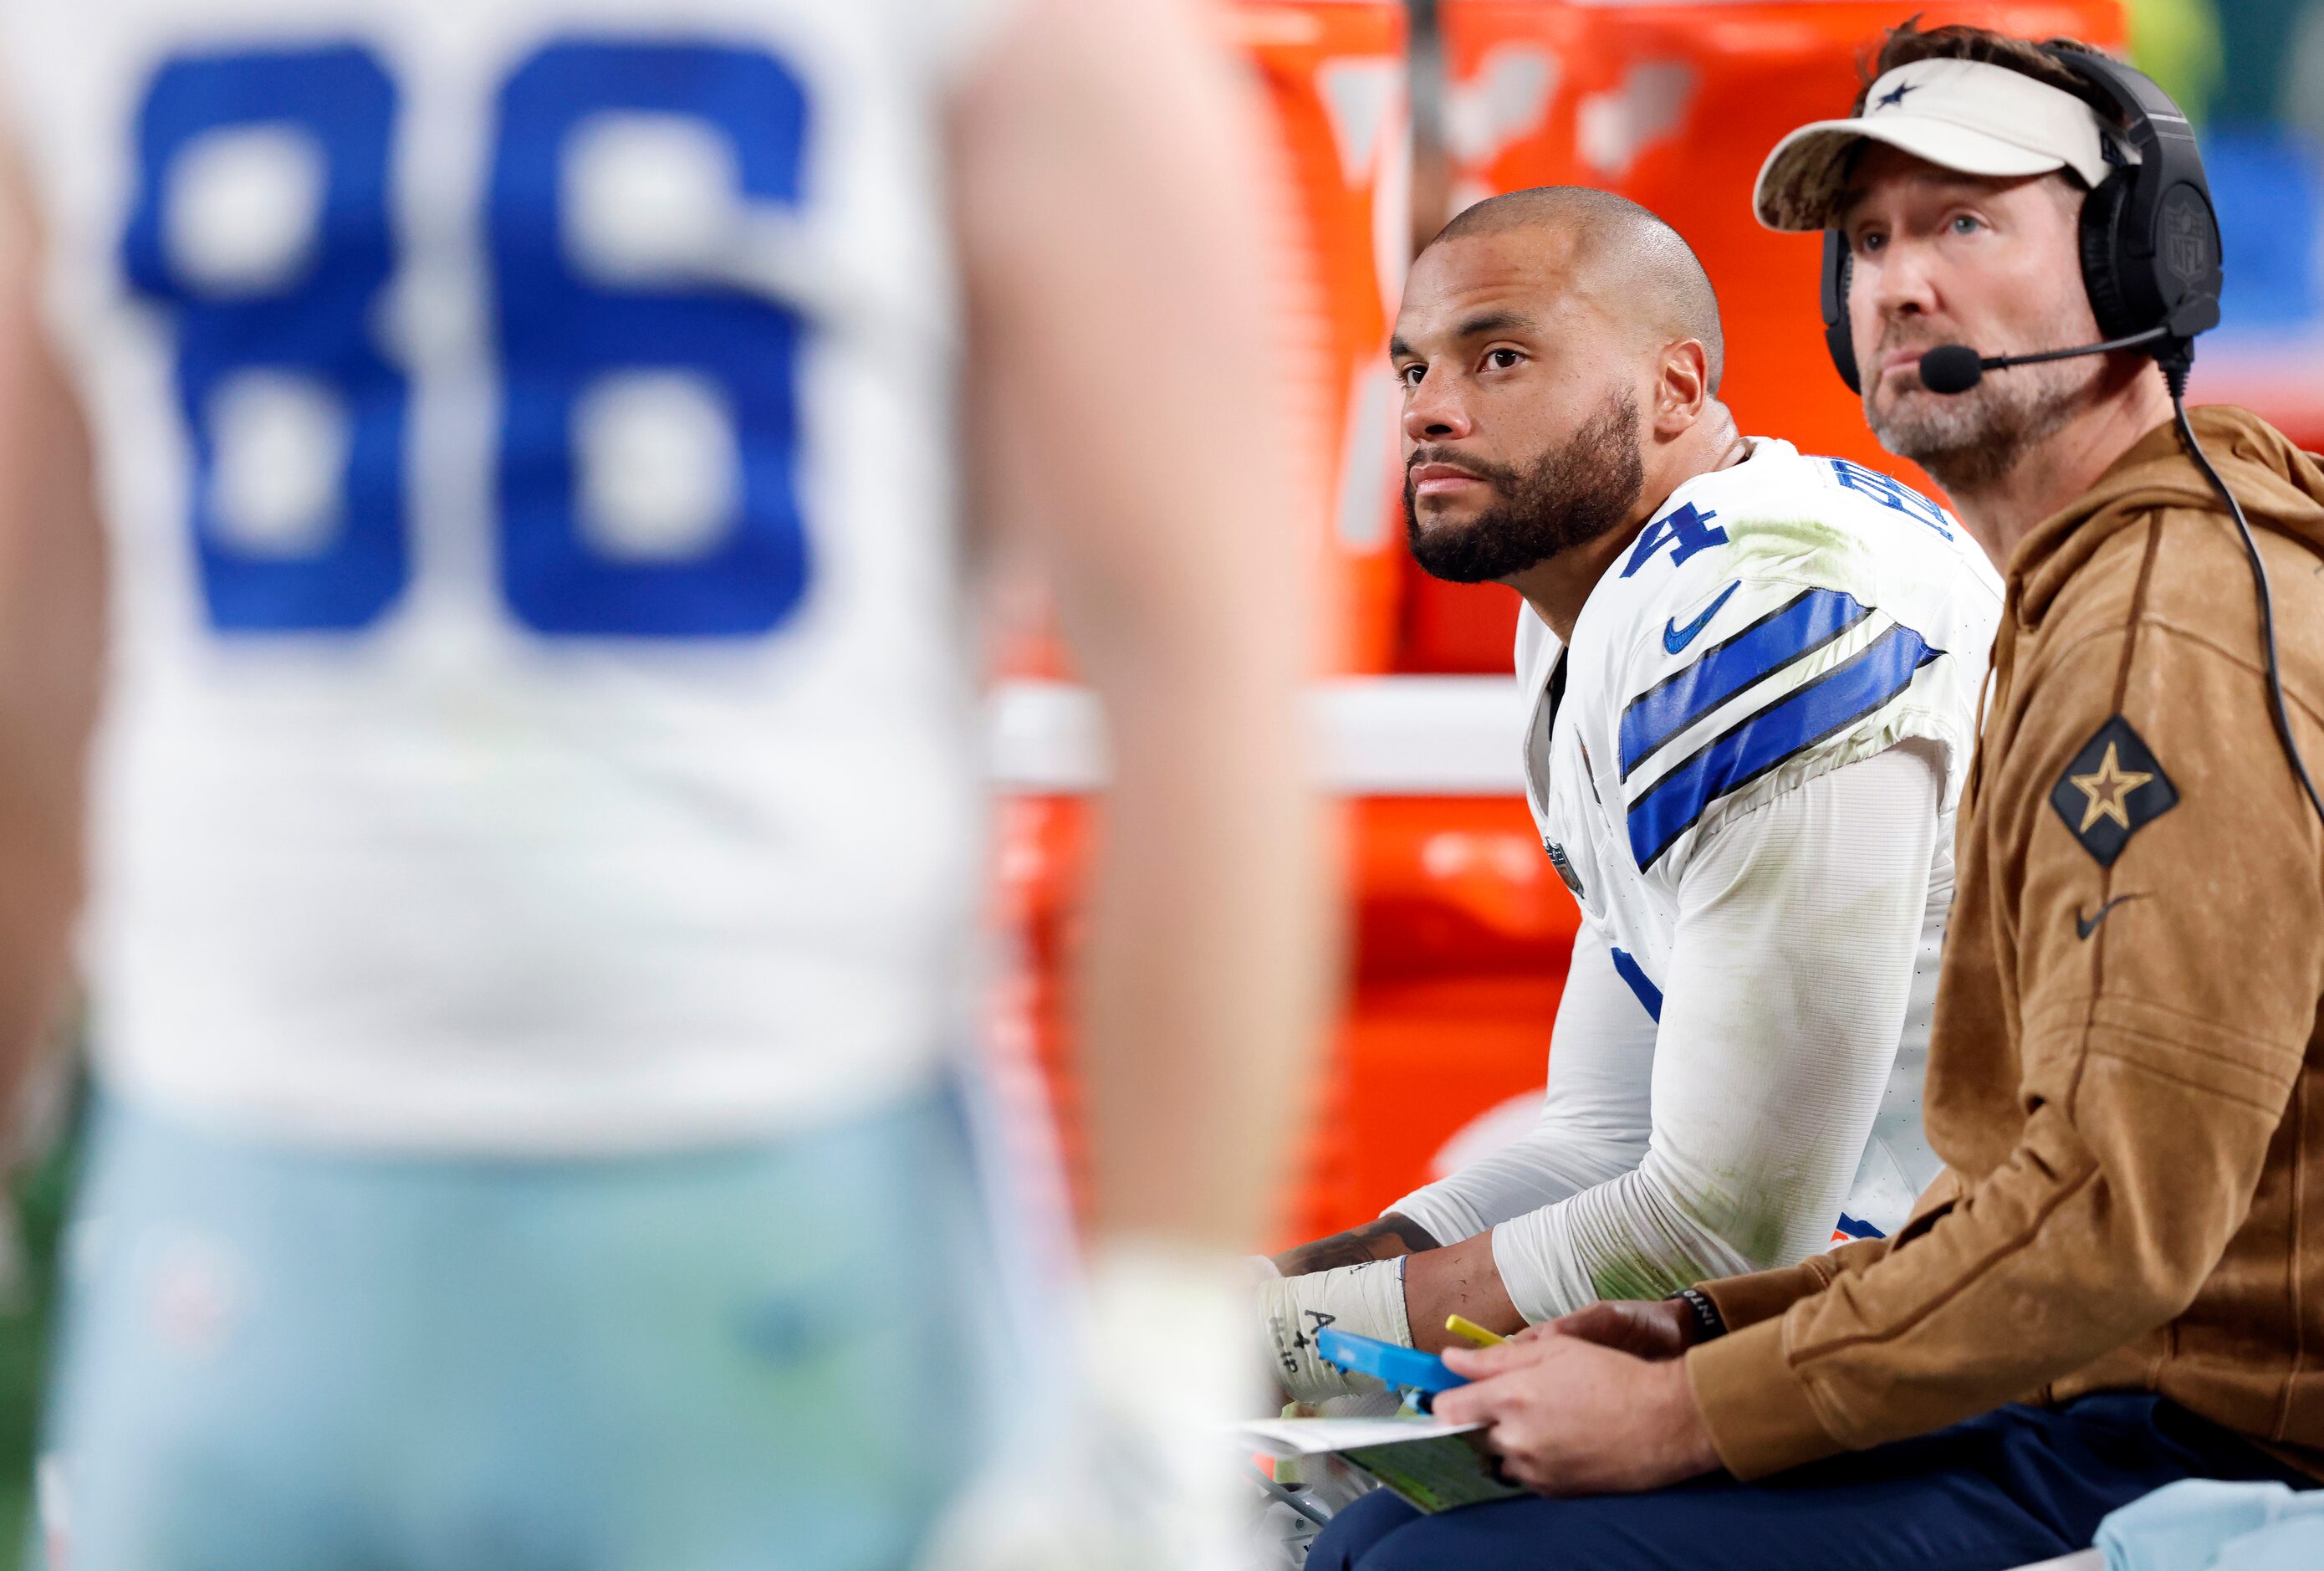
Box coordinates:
[2168,385,2324,831]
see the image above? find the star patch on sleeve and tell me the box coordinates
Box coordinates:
[2049,714,2178,867]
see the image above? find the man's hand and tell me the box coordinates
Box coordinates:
[1546,1297,1698,1360]
[1435,1332,1722,1495]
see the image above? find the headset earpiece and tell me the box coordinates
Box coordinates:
[2048,49,2224,350]
[1821,228,1860,393]
[2076,168,2142,340]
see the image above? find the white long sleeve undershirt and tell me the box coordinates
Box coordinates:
[1389,743,1943,1323]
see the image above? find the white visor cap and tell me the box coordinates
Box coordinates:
[1754,57,2117,232]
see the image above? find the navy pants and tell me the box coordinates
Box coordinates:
[1310,1394,2313,1570]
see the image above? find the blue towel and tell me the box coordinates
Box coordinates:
[2098,1478,2324,1571]
[2210,1516,2324,1569]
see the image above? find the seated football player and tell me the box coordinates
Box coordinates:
[1257,187,2005,1404]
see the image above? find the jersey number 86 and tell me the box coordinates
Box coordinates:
[123,38,811,639]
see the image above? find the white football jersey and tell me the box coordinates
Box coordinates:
[1517,438,2004,1236]
[0,0,1016,1149]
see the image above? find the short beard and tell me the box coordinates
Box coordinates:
[1405,391,1646,584]
[1866,330,2102,494]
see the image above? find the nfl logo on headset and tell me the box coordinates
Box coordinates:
[2163,191,2214,284]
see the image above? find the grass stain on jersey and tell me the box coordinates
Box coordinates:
[1587,1249,1714,1307]
[1717,516,1877,594]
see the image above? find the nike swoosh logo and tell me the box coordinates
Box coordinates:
[2076,893,2145,939]
[1664,581,1741,655]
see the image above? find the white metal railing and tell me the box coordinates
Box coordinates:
[988,675,1529,796]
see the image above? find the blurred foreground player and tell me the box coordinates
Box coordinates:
[1259,188,2003,1400]
[1318,26,2324,1571]
[0,0,1329,1564]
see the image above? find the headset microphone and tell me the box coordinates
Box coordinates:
[1915,325,2173,396]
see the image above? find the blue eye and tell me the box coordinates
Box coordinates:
[1949,214,1984,235]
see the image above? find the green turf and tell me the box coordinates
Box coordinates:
[0,1093,82,1570]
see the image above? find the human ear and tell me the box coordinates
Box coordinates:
[1654,339,1710,434]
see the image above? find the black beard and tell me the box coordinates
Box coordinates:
[1404,392,1646,584]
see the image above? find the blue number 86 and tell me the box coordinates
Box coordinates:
[122,38,812,638]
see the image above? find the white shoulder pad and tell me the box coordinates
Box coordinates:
[1591,443,2000,883]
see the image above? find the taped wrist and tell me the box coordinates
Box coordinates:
[1256,1256,1414,1404]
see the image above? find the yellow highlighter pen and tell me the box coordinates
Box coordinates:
[1445,1315,1506,1348]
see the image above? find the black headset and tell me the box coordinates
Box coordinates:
[1817,47,2223,396]
[1815,48,2324,832]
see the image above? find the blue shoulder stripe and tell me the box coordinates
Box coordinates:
[1609,947,1663,1022]
[1626,622,1941,871]
[1619,588,1872,779]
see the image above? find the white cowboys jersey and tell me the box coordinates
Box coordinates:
[0,0,1016,1149]
[1519,438,2004,1237]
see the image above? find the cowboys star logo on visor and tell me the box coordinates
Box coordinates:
[1752,58,2118,233]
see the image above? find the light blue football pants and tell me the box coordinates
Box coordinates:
[36,1082,1014,1570]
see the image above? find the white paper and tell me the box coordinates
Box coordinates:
[1234,1415,1484,1456]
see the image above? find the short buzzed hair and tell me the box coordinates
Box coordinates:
[1425,187,1727,393]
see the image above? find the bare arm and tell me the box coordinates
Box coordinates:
[0,143,100,1110]
[951,0,1333,1255]
[1273,1214,1439,1277]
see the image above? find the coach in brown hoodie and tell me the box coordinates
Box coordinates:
[1310,25,2324,1571]
[1684,405,2324,1481]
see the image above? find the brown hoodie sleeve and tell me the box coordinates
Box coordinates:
[1685,510,2324,1479]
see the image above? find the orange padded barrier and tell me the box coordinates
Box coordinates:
[993,0,1410,682]
[1289,796,1581,1241]
[989,1,1422,1241]
[993,790,1582,1246]
[1232,0,1412,674]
